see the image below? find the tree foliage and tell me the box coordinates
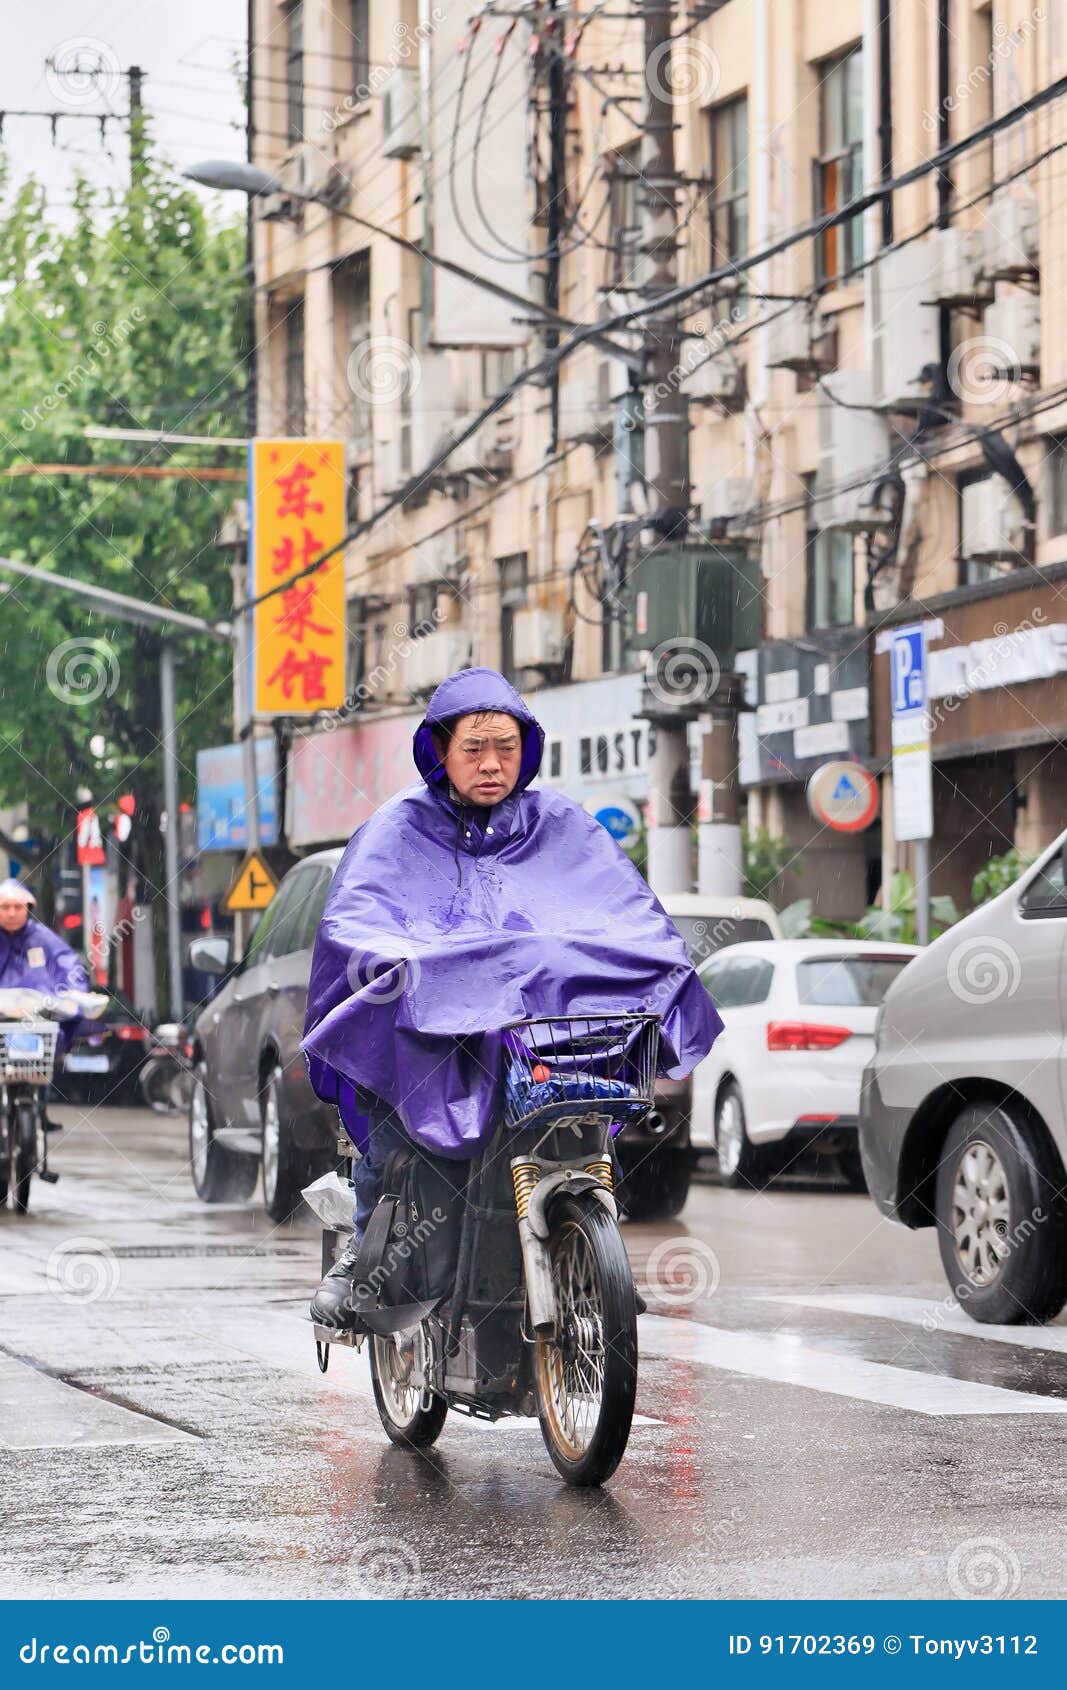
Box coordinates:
[0,147,248,912]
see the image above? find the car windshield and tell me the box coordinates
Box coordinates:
[672,915,774,968]
[796,955,912,1007]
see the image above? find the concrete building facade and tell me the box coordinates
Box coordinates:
[248,0,1067,915]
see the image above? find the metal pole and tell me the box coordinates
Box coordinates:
[159,642,184,1019]
[639,0,694,898]
[234,541,260,959]
[914,838,931,946]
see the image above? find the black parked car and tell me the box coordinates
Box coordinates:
[187,849,343,1221]
[53,986,150,1105]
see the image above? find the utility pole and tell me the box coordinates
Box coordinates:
[638,0,695,897]
[128,65,145,188]
[544,0,567,448]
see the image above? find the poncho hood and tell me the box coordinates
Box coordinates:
[411,665,545,794]
[303,668,722,1156]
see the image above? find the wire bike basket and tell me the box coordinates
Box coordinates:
[501,1013,661,1134]
[0,1021,60,1086]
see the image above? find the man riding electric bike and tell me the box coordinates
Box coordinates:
[0,879,90,1131]
[303,669,721,1328]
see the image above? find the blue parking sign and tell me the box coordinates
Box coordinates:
[890,625,926,716]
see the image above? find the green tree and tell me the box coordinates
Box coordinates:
[972,849,1031,906]
[741,823,797,904]
[0,149,247,951]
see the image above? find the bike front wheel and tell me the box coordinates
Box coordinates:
[534,1194,637,1486]
[369,1326,448,1449]
[13,1097,38,1213]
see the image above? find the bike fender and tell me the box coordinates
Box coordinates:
[527,1170,618,1240]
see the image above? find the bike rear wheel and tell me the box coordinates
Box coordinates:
[534,1193,637,1486]
[370,1326,448,1448]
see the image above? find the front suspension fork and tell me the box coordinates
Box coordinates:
[510,1157,618,1338]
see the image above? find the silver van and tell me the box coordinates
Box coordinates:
[861,830,1067,1324]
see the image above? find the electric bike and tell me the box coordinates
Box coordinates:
[0,987,107,1211]
[313,1013,658,1487]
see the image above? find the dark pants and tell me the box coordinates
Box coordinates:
[351,1094,412,1238]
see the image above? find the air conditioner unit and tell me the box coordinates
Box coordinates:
[430,416,485,477]
[681,349,744,406]
[412,534,464,587]
[981,193,1039,281]
[510,608,566,671]
[931,226,993,306]
[558,379,613,444]
[477,409,519,472]
[870,241,941,411]
[698,477,757,534]
[983,290,1041,377]
[407,627,470,693]
[410,353,456,468]
[381,68,420,159]
[816,370,893,534]
[961,477,1026,562]
[765,303,837,374]
[376,436,406,498]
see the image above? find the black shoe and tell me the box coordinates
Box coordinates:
[310,1231,364,1328]
[42,1114,63,1135]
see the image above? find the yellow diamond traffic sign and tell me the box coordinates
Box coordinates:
[222,850,279,913]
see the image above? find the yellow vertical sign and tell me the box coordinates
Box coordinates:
[249,439,346,716]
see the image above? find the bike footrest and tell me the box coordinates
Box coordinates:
[311,1320,362,1350]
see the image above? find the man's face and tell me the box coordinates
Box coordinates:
[439,711,523,807]
[0,899,30,934]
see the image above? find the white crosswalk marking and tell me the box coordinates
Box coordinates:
[766,1290,1067,1353]
[638,1312,1067,1416]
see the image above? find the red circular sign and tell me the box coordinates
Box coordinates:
[806,761,880,833]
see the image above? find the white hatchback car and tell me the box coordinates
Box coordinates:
[690,939,918,1189]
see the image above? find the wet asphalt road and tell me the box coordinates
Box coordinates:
[3,1102,1067,1601]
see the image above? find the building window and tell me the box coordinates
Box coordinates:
[286,2,304,144]
[707,97,749,273]
[498,553,528,682]
[608,145,642,290]
[959,472,1002,585]
[1047,438,1067,537]
[407,584,437,637]
[814,47,864,286]
[335,251,371,445]
[807,523,855,629]
[480,348,516,397]
[350,0,370,96]
[283,297,305,436]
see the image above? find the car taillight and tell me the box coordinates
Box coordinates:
[766,1021,852,1052]
[114,1025,146,1042]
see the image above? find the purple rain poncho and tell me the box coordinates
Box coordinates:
[302,667,722,1157]
[0,916,91,1049]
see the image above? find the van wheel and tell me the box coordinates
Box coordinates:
[261,1068,307,1223]
[189,1066,257,1204]
[715,1083,768,1190]
[935,1101,1067,1325]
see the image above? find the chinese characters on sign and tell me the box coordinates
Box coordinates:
[249,440,346,717]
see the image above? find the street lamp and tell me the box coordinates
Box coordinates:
[183,160,283,198]
[181,160,641,368]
